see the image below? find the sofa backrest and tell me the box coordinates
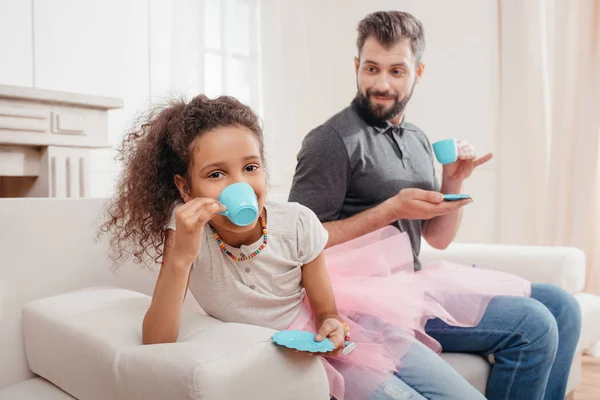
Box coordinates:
[0,198,172,389]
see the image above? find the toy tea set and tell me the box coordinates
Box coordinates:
[217,182,355,355]
[217,137,467,355]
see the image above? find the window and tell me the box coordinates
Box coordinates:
[203,0,261,111]
[89,0,262,198]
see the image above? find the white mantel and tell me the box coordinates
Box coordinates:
[0,85,123,198]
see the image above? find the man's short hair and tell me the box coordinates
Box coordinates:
[357,11,426,64]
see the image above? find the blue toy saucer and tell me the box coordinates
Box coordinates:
[443,194,471,201]
[271,330,335,353]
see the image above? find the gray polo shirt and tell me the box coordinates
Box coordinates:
[288,99,439,270]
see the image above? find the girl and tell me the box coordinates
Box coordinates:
[101,95,532,400]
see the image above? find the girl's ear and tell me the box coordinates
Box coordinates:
[174,174,192,202]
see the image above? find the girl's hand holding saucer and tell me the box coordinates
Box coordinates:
[315,317,349,357]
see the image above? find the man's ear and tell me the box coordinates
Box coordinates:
[415,62,426,83]
[354,57,360,74]
[174,174,191,202]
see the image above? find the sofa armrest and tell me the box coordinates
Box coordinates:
[117,323,330,399]
[420,242,586,293]
[23,287,329,400]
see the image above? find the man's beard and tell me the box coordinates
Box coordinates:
[355,80,416,125]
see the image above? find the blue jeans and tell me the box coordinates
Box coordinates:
[386,283,581,400]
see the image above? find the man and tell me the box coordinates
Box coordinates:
[289,11,581,400]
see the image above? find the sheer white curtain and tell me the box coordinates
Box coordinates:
[90,0,261,198]
[498,0,600,293]
[150,0,261,109]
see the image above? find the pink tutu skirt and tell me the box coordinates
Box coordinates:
[288,226,531,400]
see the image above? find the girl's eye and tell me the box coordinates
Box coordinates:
[245,164,259,172]
[208,171,224,179]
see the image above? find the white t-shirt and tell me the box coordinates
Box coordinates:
[167,201,329,330]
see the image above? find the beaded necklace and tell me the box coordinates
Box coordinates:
[210,215,267,262]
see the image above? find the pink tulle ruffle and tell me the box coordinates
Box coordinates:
[289,226,531,400]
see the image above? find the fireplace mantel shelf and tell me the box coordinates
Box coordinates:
[0,85,123,198]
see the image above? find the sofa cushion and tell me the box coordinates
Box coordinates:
[0,378,75,400]
[440,353,490,394]
[576,292,600,352]
[22,287,223,399]
[22,287,330,400]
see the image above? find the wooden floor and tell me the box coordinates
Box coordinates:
[573,356,600,400]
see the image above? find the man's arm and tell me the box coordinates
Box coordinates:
[422,144,493,249]
[289,127,471,248]
[422,179,464,250]
[288,126,350,223]
[288,126,395,247]
[322,200,396,248]
[323,188,470,248]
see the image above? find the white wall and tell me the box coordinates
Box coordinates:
[0,0,259,198]
[260,0,500,244]
[0,0,150,197]
[0,0,33,87]
[0,0,501,243]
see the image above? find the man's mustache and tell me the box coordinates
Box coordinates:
[366,89,398,100]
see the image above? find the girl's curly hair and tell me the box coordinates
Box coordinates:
[100,94,264,266]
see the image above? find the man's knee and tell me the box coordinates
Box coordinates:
[531,283,582,334]
[518,298,559,355]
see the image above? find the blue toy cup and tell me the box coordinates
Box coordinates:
[432,138,458,165]
[217,183,259,226]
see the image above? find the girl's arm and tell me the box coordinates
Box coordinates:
[142,198,226,345]
[301,252,346,353]
[142,230,192,344]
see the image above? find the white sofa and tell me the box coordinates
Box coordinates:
[0,198,599,400]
